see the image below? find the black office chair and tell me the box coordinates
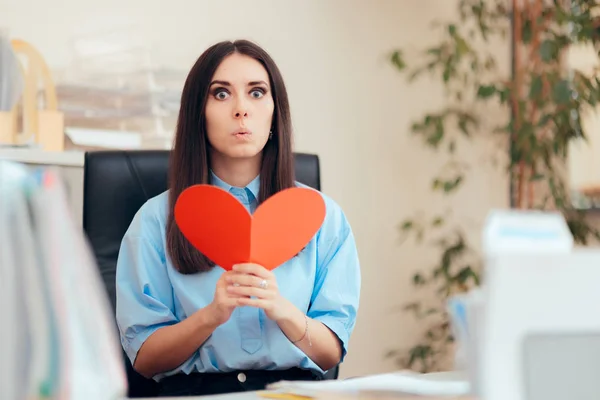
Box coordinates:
[82,150,336,398]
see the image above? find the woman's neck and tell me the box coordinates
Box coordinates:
[210,153,261,188]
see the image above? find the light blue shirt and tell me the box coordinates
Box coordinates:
[115,172,361,381]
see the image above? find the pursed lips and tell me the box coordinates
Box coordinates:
[232,128,252,136]
[232,129,253,140]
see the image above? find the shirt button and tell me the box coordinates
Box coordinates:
[237,372,246,383]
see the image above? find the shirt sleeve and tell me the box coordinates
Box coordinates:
[115,204,178,366]
[307,198,361,363]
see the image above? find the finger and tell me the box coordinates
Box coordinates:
[227,285,274,299]
[223,292,250,299]
[236,297,271,309]
[219,284,250,296]
[217,294,249,308]
[217,284,249,298]
[232,263,271,278]
[225,273,264,287]
[221,297,240,308]
[218,271,236,286]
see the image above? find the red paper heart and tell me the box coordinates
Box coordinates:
[174,184,326,271]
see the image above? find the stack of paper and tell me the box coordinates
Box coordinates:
[0,160,127,400]
[267,370,470,398]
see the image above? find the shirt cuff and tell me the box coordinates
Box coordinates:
[312,315,350,363]
[121,324,165,366]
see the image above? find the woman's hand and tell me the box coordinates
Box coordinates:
[227,263,343,371]
[226,263,293,322]
[207,271,246,326]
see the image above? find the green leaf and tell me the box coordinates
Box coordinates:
[498,87,510,103]
[522,19,532,43]
[413,273,426,285]
[552,80,572,105]
[458,118,470,136]
[448,24,457,36]
[538,113,553,127]
[443,176,463,193]
[408,345,432,367]
[530,173,545,181]
[390,50,407,71]
[539,39,557,62]
[426,120,445,147]
[400,220,413,231]
[455,266,477,284]
[426,47,442,57]
[455,36,470,55]
[529,75,543,99]
[431,217,444,227]
[477,84,496,99]
[433,176,464,194]
[443,68,451,83]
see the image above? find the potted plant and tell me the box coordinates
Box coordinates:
[387,0,600,372]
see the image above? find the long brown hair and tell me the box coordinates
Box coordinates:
[166,40,295,274]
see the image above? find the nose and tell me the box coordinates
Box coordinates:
[233,98,249,119]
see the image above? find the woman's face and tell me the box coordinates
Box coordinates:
[205,53,275,160]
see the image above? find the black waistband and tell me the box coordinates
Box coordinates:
[158,367,321,397]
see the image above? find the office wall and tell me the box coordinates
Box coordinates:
[567,43,600,194]
[1,0,511,377]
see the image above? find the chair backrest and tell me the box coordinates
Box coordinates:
[83,150,321,314]
[82,150,334,397]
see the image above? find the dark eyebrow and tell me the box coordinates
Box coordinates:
[208,80,269,88]
[249,80,269,87]
[209,80,230,87]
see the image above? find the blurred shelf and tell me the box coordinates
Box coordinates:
[0,148,85,167]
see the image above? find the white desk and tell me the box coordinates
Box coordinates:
[137,391,263,400]
[134,391,471,400]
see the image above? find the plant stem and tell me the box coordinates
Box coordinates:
[513,0,524,208]
[527,0,543,208]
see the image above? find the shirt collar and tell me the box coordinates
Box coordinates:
[210,170,260,200]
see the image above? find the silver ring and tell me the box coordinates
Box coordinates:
[259,279,268,289]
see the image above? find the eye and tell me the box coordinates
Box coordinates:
[213,88,230,100]
[250,88,265,99]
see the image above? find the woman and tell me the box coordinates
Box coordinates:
[115,39,361,397]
